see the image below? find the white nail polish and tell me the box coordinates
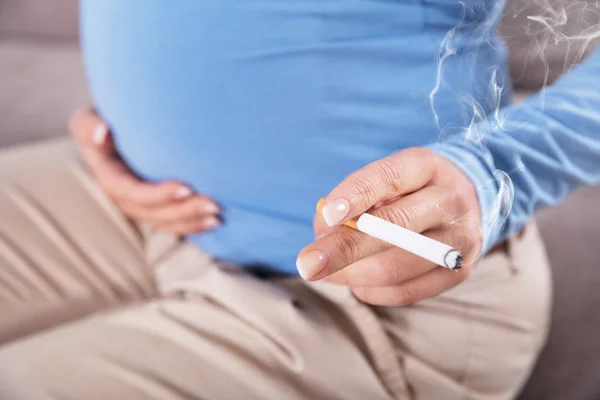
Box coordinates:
[321,198,351,227]
[175,187,193,199]
[93,124,108,145]
[203,217,220,229]
[204,203,220,214]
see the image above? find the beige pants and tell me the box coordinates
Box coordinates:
[0,139,551,400]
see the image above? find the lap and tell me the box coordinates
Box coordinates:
[0,138,156,343]
[378,224,552,399]
[0,139,552,400]
[0,233,550,400]
[0,263,394,400]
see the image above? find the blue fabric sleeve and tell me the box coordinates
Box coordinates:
[430,48,600,253]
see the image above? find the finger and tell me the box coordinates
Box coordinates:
[159,216,221,235]
[297,225,389,281]
[72,112,196,206]
[119,196,220,225]
[352,264,472,307]
[84,151,194,205]
[301,186,457,281]
[368,186,462,233]
[69,107,114,155]
[321,226,477,286]
[322,231,454,287]
[320,148,437,227]
[315,186,450,237]
[313,213,337,239]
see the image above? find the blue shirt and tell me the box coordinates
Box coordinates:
[81,0,600,274]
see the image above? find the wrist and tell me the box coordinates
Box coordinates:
[426,140,505,255]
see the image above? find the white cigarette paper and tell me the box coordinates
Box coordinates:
[355,213,463,271]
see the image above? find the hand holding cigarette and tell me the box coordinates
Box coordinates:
[315,198,464,271]
[296,147,483,307]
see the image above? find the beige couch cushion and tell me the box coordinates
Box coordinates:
[0,40,88,147]
[0,0,79,41]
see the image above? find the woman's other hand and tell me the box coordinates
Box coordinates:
[69,108,220,235]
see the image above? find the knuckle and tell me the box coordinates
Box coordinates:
[383,258,407,284]
[331,231,361,266]
[374,158,404,194]
[347,170,377,205]
[393,285,418,306]
[379,206,414,230]
[449,189,470,213]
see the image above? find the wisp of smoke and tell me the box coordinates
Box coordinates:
[430,0,600,245]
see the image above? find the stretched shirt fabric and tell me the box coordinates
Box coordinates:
[81,0,600,274]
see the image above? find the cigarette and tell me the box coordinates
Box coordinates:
[316,199,463,271]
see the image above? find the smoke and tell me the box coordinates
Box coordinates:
[430,0,600,246]
[509,0,600,103]
[429,22,458,132]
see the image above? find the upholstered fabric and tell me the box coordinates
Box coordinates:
[0,41,88,147]
[0,0,79,41]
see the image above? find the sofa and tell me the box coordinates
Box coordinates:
[1,1,599,399]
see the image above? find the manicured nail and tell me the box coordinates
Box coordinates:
[203,202,220,214]
[296,250,329,280]
[175,187,193,199]
[321,198,350,227]
[202,216,221,230]
[93,123,108,145]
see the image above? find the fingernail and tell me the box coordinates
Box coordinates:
[175,187,193,199]
[296,250,328,280]
[202,216,221,230]
[321,198,350,227]
[93,124,108,145]
[203,202,220,214]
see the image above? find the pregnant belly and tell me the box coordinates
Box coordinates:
[80,0,464,272]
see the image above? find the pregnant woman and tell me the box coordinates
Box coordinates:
[1,0,599,399]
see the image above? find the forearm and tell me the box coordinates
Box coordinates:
[432,48,600,252]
